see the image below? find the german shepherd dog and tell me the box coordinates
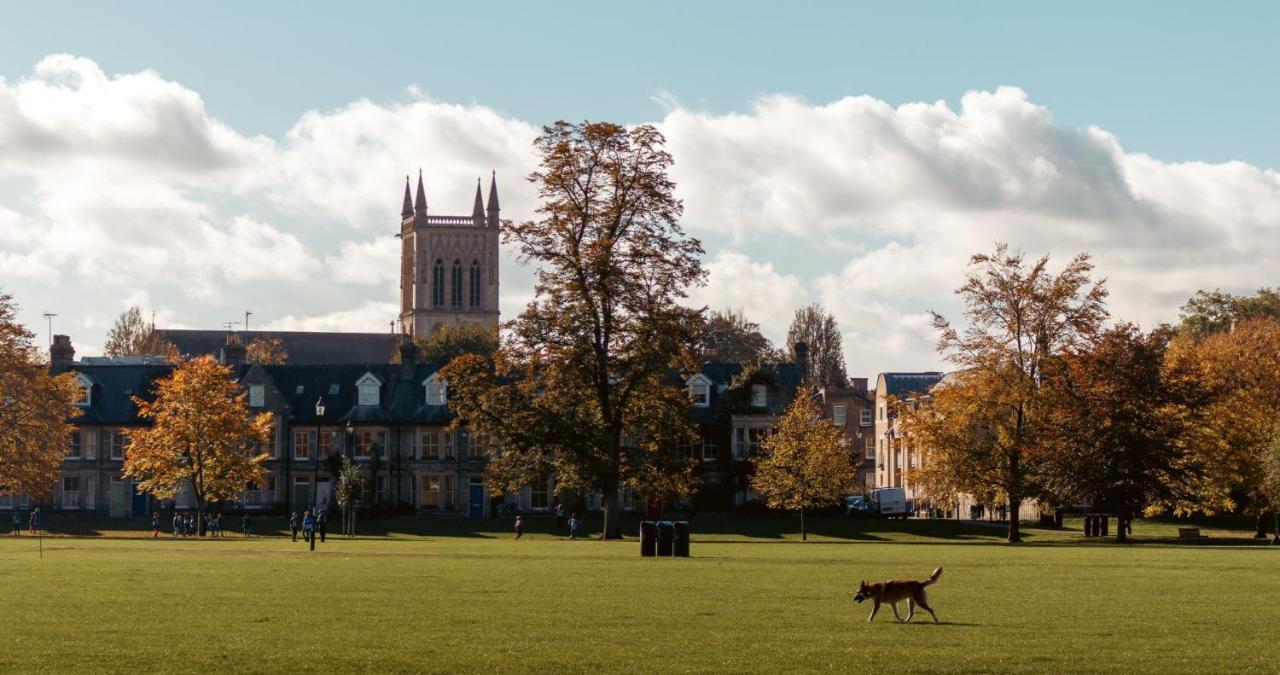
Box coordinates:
[853,567,942,623]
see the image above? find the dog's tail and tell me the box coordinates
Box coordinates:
[923,567,943,587]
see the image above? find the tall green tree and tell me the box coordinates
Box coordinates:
[704,308,782,365]
[1178,287,1280,338]
[409,323,499,365]
[441,121,705,539]
[786,304,847,388]
[750,385,854,541]
[1040,324,1193,541]
[0,291,80,501]
[904,244,1108,543]
[104,306,177,358]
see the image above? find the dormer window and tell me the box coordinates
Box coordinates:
[751,384,767,408]
[248,385,265,408]
[355,373,382,407]
[687,374,711,408]
[425,374,447,405]
[74,374,92,407]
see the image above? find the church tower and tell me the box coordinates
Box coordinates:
[398,171,502,337]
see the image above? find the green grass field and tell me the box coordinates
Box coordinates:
[3,515,1277,673]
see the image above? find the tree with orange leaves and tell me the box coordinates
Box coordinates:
[124,356,273,534]
[0,291,80,501]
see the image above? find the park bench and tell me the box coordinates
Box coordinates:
[1177,527,1207,540]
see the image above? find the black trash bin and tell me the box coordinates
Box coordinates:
[673,521,690,557]
[656,520,674,556]
[639,521,657,557]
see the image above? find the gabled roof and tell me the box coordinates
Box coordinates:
[67,364,175,425]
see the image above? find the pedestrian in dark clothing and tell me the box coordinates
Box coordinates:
[289,512,299,542]
[242,514,252,537]
[28,508,39,535]
[151,512,161,538]
[302,511,315,547]
[514,515,524,540]
[317,510,327,543]
[11,510,20,536]
[569,513,580,540]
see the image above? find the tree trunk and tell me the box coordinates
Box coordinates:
[1256,512,1270,539]
[800,507,807,541]
[1115,503,1128,543]
[601,486,623,539]
[1007,496,1022,543]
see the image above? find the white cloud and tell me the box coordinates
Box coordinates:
[2,55,1279,379]
[689,251,808,337]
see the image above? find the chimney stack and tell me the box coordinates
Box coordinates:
[793,341,809,383]
[220,334,246,367]
[399,333,417,376]
[850,377,868,395]
[50,334,75,373]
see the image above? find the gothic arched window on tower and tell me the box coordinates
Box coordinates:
[451,259,463,308]
[469,260,481,308]
[432,259,445,307]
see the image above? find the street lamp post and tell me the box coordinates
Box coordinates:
[312,398,324,551]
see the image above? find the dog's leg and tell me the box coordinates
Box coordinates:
[917,592,939,623]
[890,602,903,622]
[906,598,915,622]
[867,601,880,623]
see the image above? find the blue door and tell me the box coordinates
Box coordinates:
[468,482,486,518]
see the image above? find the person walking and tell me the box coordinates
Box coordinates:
[317,509,328,543]
[241,514,252,538]
[302,510,315,549]
[171,512,180,537]
[514,515,524,541]
[28,507,40,535]
[11,510,20,536]
[289,512,299,542]
[568,513,580,541]
[151,512,161,538]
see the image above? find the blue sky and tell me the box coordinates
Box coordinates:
[1,2,1277,376]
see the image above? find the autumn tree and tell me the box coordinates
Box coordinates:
[104,306,177,358]
[786,304,847,388]
[1164,316,1280,537]
[0,291,80,501]
[410,323,499,365]
[1039,324,1193,541]
[441,121,705,539]
[704,308,782,365]
[245,336,288,365]
[123,356,273,534]
[751,386,854,540]
[904,244,1108,543]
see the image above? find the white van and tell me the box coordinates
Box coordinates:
[872,487,908,519]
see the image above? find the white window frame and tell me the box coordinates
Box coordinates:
[860,408,873,427]
[293,430,312,461]
[83,429,97,460]
[833,405,847,426]
[62,476,81,509]
[75,374,92,407]
[356,372,382,407]
[248,384,265,408]
[424,374,447,405]
[750,384,767,408]
[67,431,81,460]
[687,374,711,408]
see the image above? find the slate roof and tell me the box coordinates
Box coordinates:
[69,364,175,425]
[261,363,452,425]
[878,372,945,398]
[157,329,400,365]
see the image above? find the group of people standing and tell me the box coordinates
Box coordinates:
[514,504,582,540]
[288,509,328,543]
[9,508,39,535]
[163,511,253,538]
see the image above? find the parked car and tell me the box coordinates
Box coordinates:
[844,495,873,516]
[872,487,908,519]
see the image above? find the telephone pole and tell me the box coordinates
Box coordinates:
[41,312,56,346]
